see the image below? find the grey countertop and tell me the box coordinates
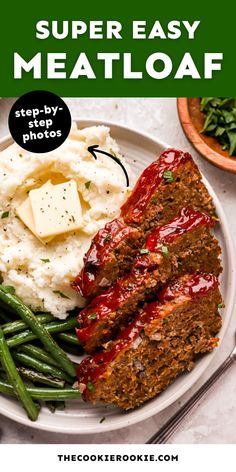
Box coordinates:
[0,97,236,444]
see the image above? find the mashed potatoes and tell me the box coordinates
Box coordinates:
[0,123,132,318]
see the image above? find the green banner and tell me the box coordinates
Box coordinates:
[0,0,234,97]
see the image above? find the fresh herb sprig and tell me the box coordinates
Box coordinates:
[200,97,236,156]
[163,170,174,183]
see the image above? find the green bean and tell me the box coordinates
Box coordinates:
[18,344,60,368]
[7,329,36,348]
[0,378,81,400]
[7,319,79,349]
[17,367,65,389]
[2,313,54,336]
[46,318,78,331]
[13,351,73,383]
[0,328,39,421]
[57,332,79,345]
[0,286,16,294]
[0,289,77,377]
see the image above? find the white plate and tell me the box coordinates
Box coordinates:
[0,119,235,434]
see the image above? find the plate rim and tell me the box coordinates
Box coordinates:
[0,118,235,434]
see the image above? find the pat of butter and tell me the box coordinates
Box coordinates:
[16,181,54,244]
[16,198,54,244]
[29,179,82,238]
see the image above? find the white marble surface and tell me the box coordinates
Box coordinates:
[0,97,236,444]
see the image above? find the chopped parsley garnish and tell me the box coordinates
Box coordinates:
[87,380,95,392]
[163,170,174,183]
[99,416,106,423]
[109,148,119,158]
[104,233,112,243]
[41,258,50,263]
[139,248,149,255]
[53,290,70,299]
[161,245,169,256]
[85,181,91,189]
[152,197,158,204]
[218,301,225,309]
[1,211,9,219]
[88,313,97,320]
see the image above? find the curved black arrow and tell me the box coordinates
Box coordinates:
[87,145,129,187]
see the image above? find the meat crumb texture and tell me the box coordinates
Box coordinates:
[77,273,222,410]
[73,148,223,410]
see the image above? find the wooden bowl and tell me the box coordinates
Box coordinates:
[177,98,236,174]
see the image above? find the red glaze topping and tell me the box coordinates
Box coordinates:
[76,269,147,344]
[145,207,214,252]
[77,272,218,397]
[158,273,219,303]
[121,148,192,224]
[77,302,162,398]
[76,207,215,345]
[72,218,137,297]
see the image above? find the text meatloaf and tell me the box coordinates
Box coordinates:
[76,207,222,353]
[72,148,216,299]
[121,148,216,229]
[77,273,222,410]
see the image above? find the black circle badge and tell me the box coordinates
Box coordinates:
[8,91,72,153]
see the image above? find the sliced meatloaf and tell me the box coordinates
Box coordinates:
[77,273,222,410]
[121,148,216,229]
[72,148,217,299]
[72,218,142,299]
[76,208,222,353]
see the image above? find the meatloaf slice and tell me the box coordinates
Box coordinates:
[72,218,142,299]
[77,273,222,410]
[76,208,222,353]
[72,148,216,299]
[121,148,216,229]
